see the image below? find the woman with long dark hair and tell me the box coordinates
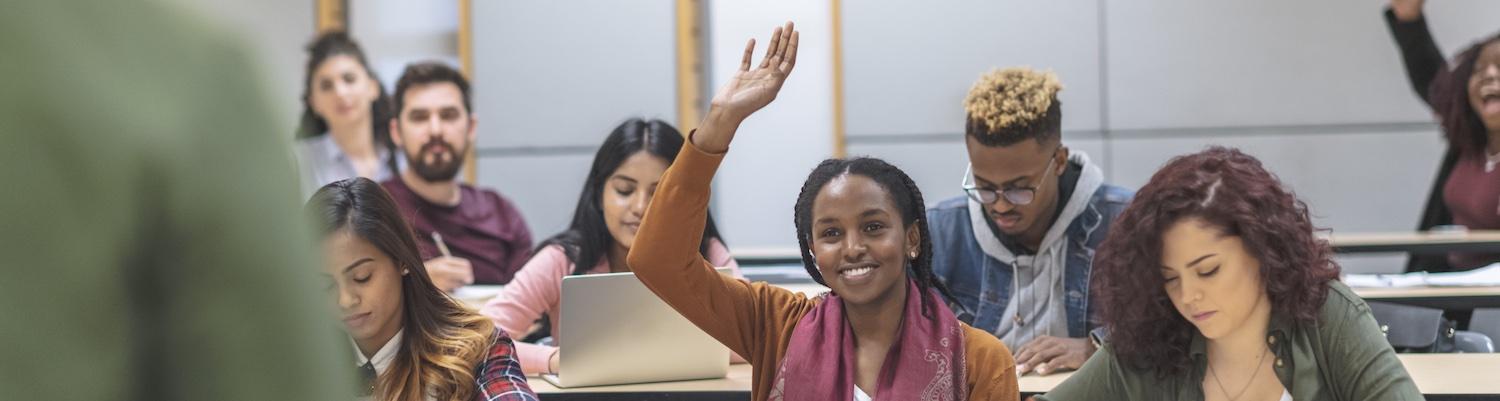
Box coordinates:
[309,178,535,401]
[293,32,402,198]
[1386,0,1500,272]
[1038,148,1419,401]
[480,118,739,375]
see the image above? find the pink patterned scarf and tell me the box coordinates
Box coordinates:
[770,278,967,401]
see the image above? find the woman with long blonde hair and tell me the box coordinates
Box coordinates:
[308,177,536,401]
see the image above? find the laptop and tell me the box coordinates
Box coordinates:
[540,268,732,388]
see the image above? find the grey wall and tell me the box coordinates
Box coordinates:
[470,0,679,238]
[841,0,1500,273]
[707,0,838,249]
[349,0,461,90]
[169,0,315,134]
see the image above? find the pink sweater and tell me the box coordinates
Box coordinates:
[480,240,740,374]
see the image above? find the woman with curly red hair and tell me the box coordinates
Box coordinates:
[1038,147,1421,401]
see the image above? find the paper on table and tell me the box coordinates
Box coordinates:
[453,285,505,303]
[1426,263,1500,286]
[1344,263,1500,288]
[1343,273,1430,288]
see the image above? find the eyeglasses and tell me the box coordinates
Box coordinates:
[960,153,1059,206]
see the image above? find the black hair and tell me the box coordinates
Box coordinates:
[393,61,472,116]
[306,177,497,401]
[1432,34,1500,157]
[296,31,398,174]
[540,118,727,275]
[791,157,954,318]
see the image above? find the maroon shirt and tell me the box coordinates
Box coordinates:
[382,178,534,284]
[1442,153,1500,269]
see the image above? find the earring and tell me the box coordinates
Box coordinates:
[909,251,918,259]
[402,269,410,275]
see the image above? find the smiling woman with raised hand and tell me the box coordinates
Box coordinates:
[626,22,1018,401]
[1038,147,1420,401]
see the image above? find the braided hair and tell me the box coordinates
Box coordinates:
[791,157,955,318]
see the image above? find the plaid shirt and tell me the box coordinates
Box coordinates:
[475,331,538,401]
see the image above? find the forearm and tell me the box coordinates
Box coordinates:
[1384,7,1447,107]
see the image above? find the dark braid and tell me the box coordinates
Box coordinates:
[791,157,956,319]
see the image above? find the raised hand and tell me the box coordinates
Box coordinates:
[1391,0,1425,22]
[694,21,800,153]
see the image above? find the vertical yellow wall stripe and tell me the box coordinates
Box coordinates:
[675,0,705,134]
[315,0,347,33]
[458,0,477,184]
[830,0,847,158]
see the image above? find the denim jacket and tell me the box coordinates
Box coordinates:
[928,151,1132,345]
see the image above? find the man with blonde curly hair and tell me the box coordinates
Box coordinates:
[927,67,1133,377]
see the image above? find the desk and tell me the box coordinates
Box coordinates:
[451,283,829,310]
[738,232,1500,258]
[1011,354,1500,399]
[1327,231,1500,254]
[731,246,803,265]
[528,354,1500,400]
[529,365,752,401]
[1351,285,1500,310]
[454,285,504,309]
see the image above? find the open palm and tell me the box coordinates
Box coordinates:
[711,21,800,122]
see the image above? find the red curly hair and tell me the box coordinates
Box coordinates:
[1091,146,1341,377]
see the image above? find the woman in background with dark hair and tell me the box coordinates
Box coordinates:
[480,118,740,375]
[309,178,535,401]
[1386,0,1500,272]
[294,31,403,198]
[1039,147,1420,401]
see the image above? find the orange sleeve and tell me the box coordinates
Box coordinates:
[626,136,816,369]
[963,325,1020,401]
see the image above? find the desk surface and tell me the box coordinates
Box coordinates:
[1009,353,1500,396]
[458,285,1499,397]
[732,231,1500,258]
[527,354,1500,396]
[528,364,753,394]
[1326,230,1500,254]
[1351,285,1500,310]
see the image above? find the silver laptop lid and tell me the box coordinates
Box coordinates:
[547,268,731,387]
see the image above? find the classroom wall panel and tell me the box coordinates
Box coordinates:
[1104,0,1500,131]
[468,1,680,242]
[350,0,461,90]
[171,0,314,131]
[1107,128,1447,274]
[470,0,678,149]
[840,0,1103,137]
[475,153,597,240]
[707,0,838,249]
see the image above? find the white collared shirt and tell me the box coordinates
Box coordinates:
[853,386,872,401]
[353,330,403,401]
[353,330,439,401]
[353,330,404,375]
[294,133,404,199]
